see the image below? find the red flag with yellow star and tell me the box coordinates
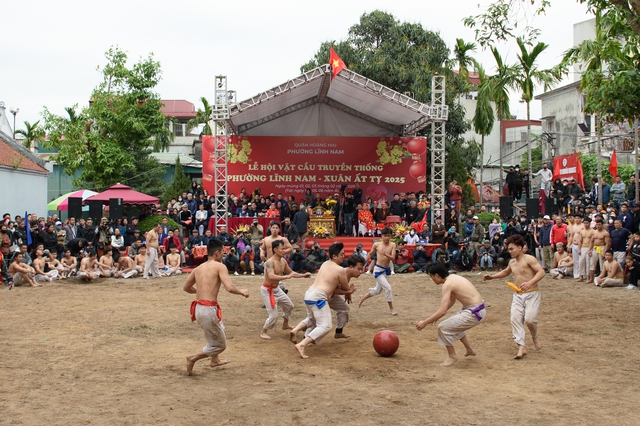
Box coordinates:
[329,47,346,79]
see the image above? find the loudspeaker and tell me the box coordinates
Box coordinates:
[525,198,539,220]
[545,198,559,216]
[89,200,103,222]
[499,196,514,219]
[109,198,123,221]
[68,197,83,220]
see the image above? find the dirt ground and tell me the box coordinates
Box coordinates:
[2,268,640,426]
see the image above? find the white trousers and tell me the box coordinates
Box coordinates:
[303,288,332,344]
[329,294,349,330]
[143,247,161,278]
[369,265,393,302]
[437,303,486,346]
[261,285,293,331]
[195,304,226,357]
[510,291,541,346]
[571,244,580,278]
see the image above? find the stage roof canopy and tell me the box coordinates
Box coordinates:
[226,64,448,137]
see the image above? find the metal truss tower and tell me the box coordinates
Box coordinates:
[211,75,232,235]
[430,75,446,224]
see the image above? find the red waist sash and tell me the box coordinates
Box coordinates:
[190,300,222,322]
[262,282,278,309]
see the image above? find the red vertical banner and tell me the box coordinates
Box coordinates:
[552,153,584,188]
[201,136,427,203]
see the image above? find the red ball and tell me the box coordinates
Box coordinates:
[373,330,399,357]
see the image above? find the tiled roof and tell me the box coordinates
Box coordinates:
[0,131,48,174]
[160,100,197,119]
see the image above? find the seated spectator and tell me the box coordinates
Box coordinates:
[394,241,411,273]
[306,242,327,271]
[478,240,497,270]
[454,243,473,271]
[594,250,625,287]
[404,228,420,245]
[289,247,314,273]
[353,243,367,260]
[223,246,240,275]
[239,247,255,275]
[253,247,265,274]
[549,243,573,279]
[195,204,209,235]
[232,230,251,253]
[625,256,640,290]
[432,243,450,269]
[412,243,429,273]
[265,203,280,218]
[216,226,234,246]
[418,222,431,242]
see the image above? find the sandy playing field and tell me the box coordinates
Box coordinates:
[1,269,639,425]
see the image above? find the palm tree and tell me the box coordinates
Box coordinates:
[153,117,175,152]
[187,97,213,136]
[453,38,477,83]
[513,37,559,171]
[15,120,45,150]
[472,64,495,186]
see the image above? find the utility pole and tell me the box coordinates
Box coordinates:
[596,114,602,205]
[635,116,639,202]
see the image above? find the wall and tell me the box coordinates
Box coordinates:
[0,166,48,217]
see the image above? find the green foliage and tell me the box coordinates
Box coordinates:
[476,212,500,229]
[187,97,213,136]
[445,139,482,210]
[153,117,175,152]
[15,120,45,149]
[138,215,179,233]
[520,141,543,171]
[301,11,470,141]
[161,157,192,203]
[580,153,635,185]
[42,46,167,192]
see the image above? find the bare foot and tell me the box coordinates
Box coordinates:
[514,347,528,359]
[289,330,297,344]
[358,295,367,308]
[390,310,398,316]
[209,358,230,368]
[532,337,542,351]
[186,356,197,376]
[29,282,41,287]
[282,324,293,330]
[259,333,271,340]
[576,278,584,282]
[295,343,309,359]
[464,349,476,357]
[440,355,458,367]
[334,333,351,339]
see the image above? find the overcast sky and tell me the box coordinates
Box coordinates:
[2,0,592,132]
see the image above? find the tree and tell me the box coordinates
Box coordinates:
[452,38,477,83]
[472,64,495,184]
[187,97,213,136]
[161,156,192,203]
[300,11,477,193]
[15,120,44,149]
[152,117,175,152]
[42,47,168,194]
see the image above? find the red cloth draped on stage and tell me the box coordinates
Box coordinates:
[538,189,547,215]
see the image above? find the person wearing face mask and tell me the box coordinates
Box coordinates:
[404,228,420,245]
[533,163,553,196]
[513,165,524,201]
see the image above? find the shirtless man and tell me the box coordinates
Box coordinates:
[289,244,359,343]
[184,239,249,376]
[98,248,117,277]
[417,262,486,367]
[549,243,573,279]
[293,246,364,359]
[143,223,162,279]
[115,247,139,278]
[259,221,293,261]
[8,253,39,287]
[359,227,397,315]
[134,246,147,274]
[77,251,101,282]
[594,250,625,287]
[589,219,611,281]
[33,248,59,282]
[484,234,545,359]
[566,214,584,279]
[47,251,65,279]
[165,244,182,276]
[60,249,77,279]
[260,240,311,340]
[577,217,596,282]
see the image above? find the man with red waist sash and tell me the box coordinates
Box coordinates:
[260,239,311,340]
[184,239,249,376]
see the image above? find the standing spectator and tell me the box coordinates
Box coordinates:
[513,165,524,200]
[448,180,462,213]
[405,200,419,225]
[619,203,633,231]
[523,168,531,199]
[628,175,636,204]
[538,215,554,271]
[610,218,631,268]
[469,216,485,259]
[504,166,516,198]
[431,217,446,244]
[248,219,264,252]
[63,217,78,245]
[351,183,363,206]
[342,192,356,236]
[293,204,309,248]
[601,178,611,205]
[488,218,501,241]
[389,193,405,219]
[550,216,568,248]
[282,217,299,249]
[533,163,553,196]
[611,175,626,210]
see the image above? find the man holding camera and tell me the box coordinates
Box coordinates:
[306,242,327,272]
[249,219,264,252]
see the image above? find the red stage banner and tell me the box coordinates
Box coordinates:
[552,153,584,187]
[202,136,427,203]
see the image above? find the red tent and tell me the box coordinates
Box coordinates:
[84,183,160,206]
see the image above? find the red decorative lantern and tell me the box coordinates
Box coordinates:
[409,161,426,184]
[406,138,426,160]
